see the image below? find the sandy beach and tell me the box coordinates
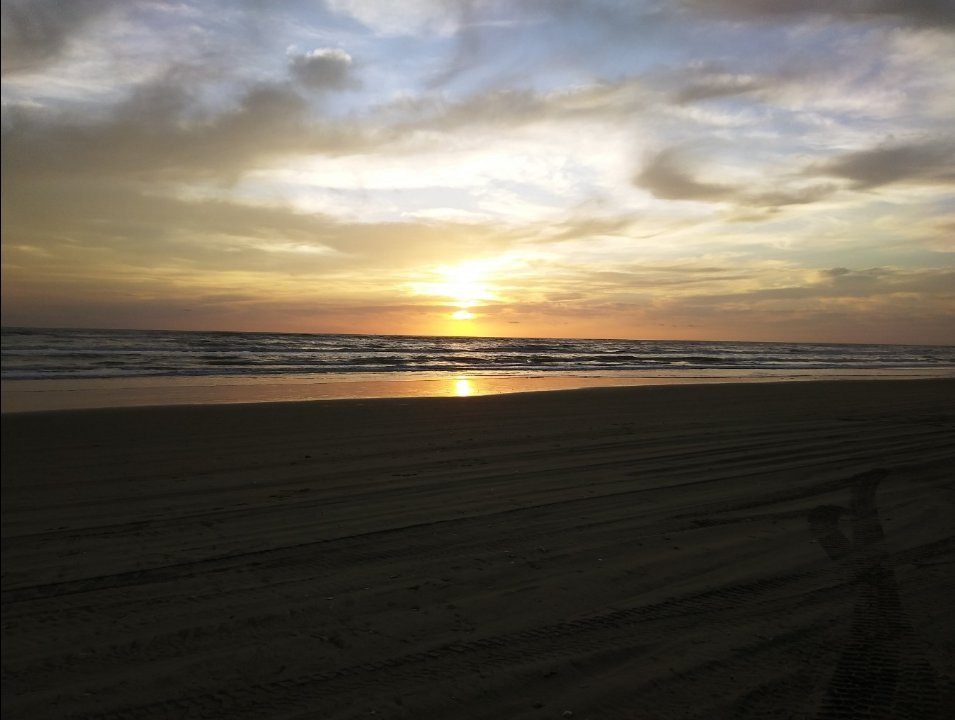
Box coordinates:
[2,379,953,719]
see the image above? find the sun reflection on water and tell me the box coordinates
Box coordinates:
[454,377,473,397]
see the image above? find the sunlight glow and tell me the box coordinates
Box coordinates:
[436,261,495,309]
[454,377,473,397]
[408,258,508,323]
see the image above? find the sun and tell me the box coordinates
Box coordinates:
[438,262,494,311]
[410,259,501,321]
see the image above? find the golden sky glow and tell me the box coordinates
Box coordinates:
[410,258,513,322]
[1,1,953,343]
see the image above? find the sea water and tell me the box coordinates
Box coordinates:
[3,327,953,381]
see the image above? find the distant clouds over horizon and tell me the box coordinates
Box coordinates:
[2,0,954,343]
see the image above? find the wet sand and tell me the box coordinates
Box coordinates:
[5,369,951,413]
[2,379,953,719]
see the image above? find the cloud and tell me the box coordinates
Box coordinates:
[428,0,672,87]
[2,1,952,342]
[822,266,851,278]
[647,264,955,343]
[1,174,518,280]
[325,0,457,37]
[289,48,359,90]
[381,78,655,140]
[813,139,955,188]
[1,73,371,185]
[635,147,734,202]
[684,0,955,28]
[745,184,837,208]
[635,146,836,211]
[0,0,122,75]
[672,69,765,104]
[674,265,955,304]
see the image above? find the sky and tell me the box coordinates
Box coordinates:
[2,0,954,344]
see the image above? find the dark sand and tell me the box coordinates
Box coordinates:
[2,379,954,719]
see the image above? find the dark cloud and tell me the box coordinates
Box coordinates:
[0,0,123,75]
[635,147,734,202]
[823,267,851,277]
[747,184,837,208]
[684,0,955,28]
[0,273,464,334]
[673,72,764,104]
[650,265,955,343]
[545,215,639,242]
[581,267,750,290]
[814,140,955,189]
[676,266,955,305]
[289,48,359,91]
[636,146,839,215]
[1,74,368,185]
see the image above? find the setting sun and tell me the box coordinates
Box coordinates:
[436,261,495,309]
[409,259,509,325]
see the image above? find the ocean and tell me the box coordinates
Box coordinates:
[3,327,953,381]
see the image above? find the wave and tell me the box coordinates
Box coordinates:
[2,327,953,381]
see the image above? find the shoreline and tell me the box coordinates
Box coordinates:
[3,367,953,413]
